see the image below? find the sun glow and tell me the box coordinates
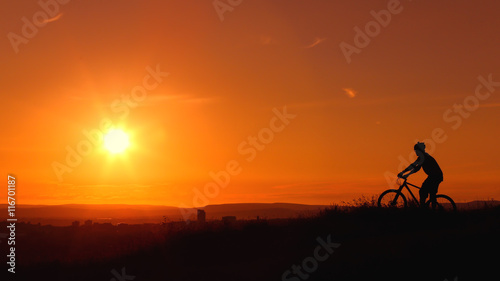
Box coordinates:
[103,129,130,154]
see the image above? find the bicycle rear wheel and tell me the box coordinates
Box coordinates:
[378,190,407,208]
[425,194,457,212]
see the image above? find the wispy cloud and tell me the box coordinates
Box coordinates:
[181,97,217,104]
[286,95,408,110]
[304,37,327,49]
[145,94,188,103]
[140,94,218,106]
[286,99,337,109]
[272,181,335,189]
[43,13,63,24]
[260,35,276,45]
[342,88,357,98]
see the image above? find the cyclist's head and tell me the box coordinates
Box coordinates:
[414,142,426,153]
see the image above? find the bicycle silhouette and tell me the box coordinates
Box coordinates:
[378,175,457,211]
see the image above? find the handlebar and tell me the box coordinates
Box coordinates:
[396,177,406,186]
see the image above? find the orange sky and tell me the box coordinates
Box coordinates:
[1,0,499,207]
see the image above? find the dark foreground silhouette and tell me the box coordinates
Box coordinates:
[4,204,500,281]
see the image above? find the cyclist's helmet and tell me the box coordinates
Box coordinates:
[414,142,425,152]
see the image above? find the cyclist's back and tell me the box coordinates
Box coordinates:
[416,152,443,180]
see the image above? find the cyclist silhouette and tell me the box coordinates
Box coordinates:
[398,142,443,207]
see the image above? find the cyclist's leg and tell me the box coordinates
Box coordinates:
[419,177,431,207]
[429,178,442,209]
[429,189,437,209]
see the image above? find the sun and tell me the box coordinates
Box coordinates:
[103,129,130,154]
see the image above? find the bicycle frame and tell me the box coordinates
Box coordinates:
[396,178,421,206]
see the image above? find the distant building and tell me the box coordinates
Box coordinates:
[84,220,92,227]
[71,221,80,227]
[222,216,236,225]
[197,209,206,224]
[97,222,113,229]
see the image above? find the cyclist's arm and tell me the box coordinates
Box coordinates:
[398,159,422,177]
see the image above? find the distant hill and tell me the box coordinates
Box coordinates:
[203,203,326,219]
[0,203,327,226]
[0,204,181,226]
[1,200,497,226]
[454,200,500,209]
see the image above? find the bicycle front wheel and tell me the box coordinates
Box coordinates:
[378,190,407,208]
[425,194,457,212]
